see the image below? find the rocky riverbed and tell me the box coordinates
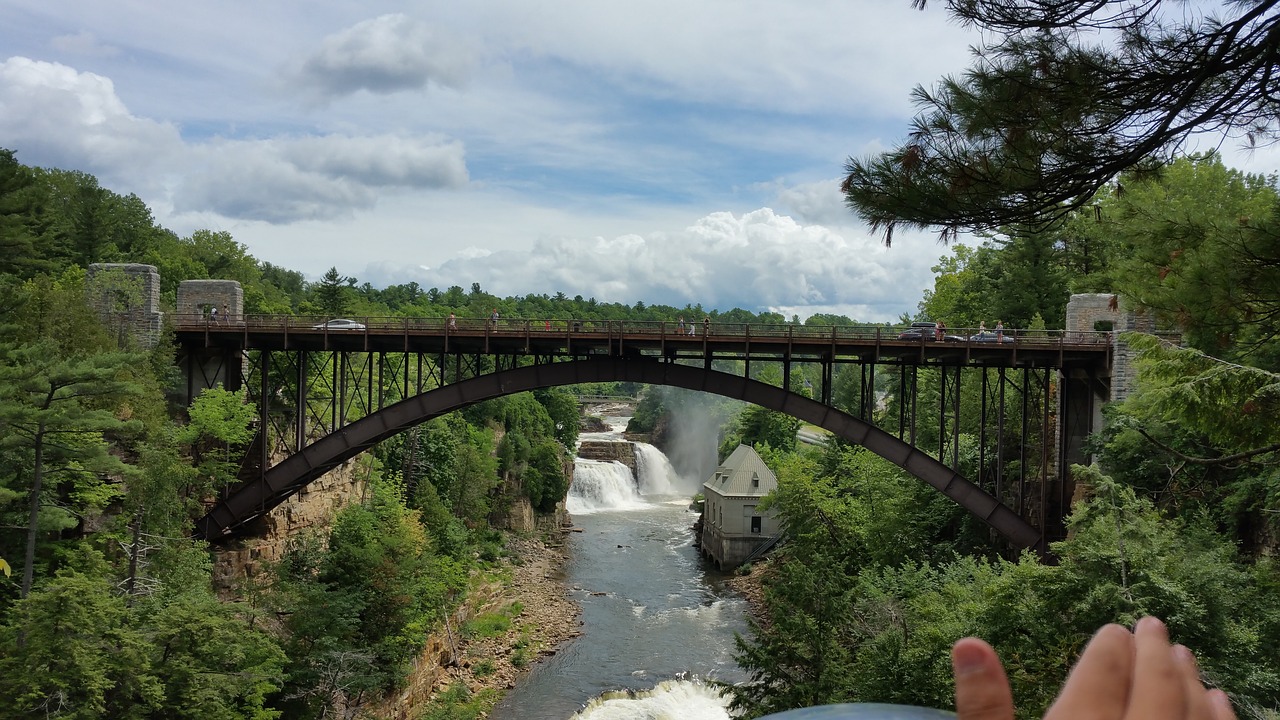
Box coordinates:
[399,531,583,715]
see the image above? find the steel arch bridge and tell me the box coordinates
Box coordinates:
[177,314,1115,557]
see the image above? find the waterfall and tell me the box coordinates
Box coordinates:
[570,678,731,719]
[632,443,683,496]
[567,460,646,513]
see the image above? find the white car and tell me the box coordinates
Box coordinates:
[312,318,366,331]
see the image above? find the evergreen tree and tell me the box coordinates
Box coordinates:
[312,266,351,317]
[842,2,1280,238]
[0,340,144,599]
[0,149,42,278]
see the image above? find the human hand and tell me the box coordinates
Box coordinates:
[951,616,1236,720]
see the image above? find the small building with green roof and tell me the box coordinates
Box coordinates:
[699,444,781,570]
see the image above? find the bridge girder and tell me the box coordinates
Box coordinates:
[195,356,1048,558]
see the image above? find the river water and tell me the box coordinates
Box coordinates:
[490,421,751,720]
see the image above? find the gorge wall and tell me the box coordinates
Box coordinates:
[211,457,367,594]
[576,439,637,476]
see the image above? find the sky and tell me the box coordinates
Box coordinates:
[3,2,1276,322]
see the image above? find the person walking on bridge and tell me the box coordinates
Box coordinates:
[678,316,685,334]
[703,316,711,336]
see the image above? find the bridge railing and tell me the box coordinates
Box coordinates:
[171,313,1134,346]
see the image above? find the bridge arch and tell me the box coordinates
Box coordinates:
[197,357,1045,556]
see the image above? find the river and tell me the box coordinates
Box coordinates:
[489,420,751,720]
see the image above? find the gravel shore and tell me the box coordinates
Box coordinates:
[436,532,583,700]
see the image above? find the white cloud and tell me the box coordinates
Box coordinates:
[0,2,993,322]
[176,134,469,223]
[772,177,858,229]
[0,57,183,185]
[175,140,376,223]
[293,13,476,99]
[0,55,471,223]
[281,134,468,188]
[362,208,936,322]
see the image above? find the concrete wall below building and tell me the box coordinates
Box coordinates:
[700,523,777,570]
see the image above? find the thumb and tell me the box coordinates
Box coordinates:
[953,637,1015,720]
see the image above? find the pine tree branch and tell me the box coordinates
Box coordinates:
[1135,426,1280,465]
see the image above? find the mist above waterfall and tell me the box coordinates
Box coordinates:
[662,398,726,484]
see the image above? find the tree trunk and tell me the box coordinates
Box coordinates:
[124,507,143,602]
[21,427,45,601]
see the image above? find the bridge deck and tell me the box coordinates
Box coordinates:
[172,314,1113,368]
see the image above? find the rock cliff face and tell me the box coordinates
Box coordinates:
[211,458,367,594]
[209,434,577,718]
[576,440,637,476]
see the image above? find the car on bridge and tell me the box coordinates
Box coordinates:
[898,321,964,342]
[312,318,366,331]
[968,331,1015,343]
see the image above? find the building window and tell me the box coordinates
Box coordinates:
[751,516,761,534]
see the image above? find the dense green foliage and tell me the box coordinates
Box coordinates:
[0,149,604,718]
[726,155,1280,718]
[267,480,468,716]
[4,135,1280,720]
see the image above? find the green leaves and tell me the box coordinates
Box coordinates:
[1099,155,1280,363]
[0,338,146,597]
[178,386,257,448]
[1123,333,1280,452]
[728,441,1280,717]
[269,480,467,717]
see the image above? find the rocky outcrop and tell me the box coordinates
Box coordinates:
[577,440,637,476]
[211,458,367,594]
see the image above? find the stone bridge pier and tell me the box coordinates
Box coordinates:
[1061,293,1157,469]
[86,263,165,348]
[174,279,245,405]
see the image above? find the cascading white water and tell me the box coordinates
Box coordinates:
[569,678,730,719]
[567,459,646,513]
[632,443,682,496]
[492,433,746,720]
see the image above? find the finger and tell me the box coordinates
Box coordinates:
[1207,690,1237,720]
[952,637,1015,720]
[1127,616,1186,720]
[1173,644,1217,720]
[1045,623,1134,720]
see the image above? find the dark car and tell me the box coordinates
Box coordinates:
[897,321,942,341]
[898,322,964,342]
[968,331,1015,344]
[312,318,367,331]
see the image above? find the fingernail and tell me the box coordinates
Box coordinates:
[952,641,987,676]
[1136,616,1167,636]
[1172,644,1196,668]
